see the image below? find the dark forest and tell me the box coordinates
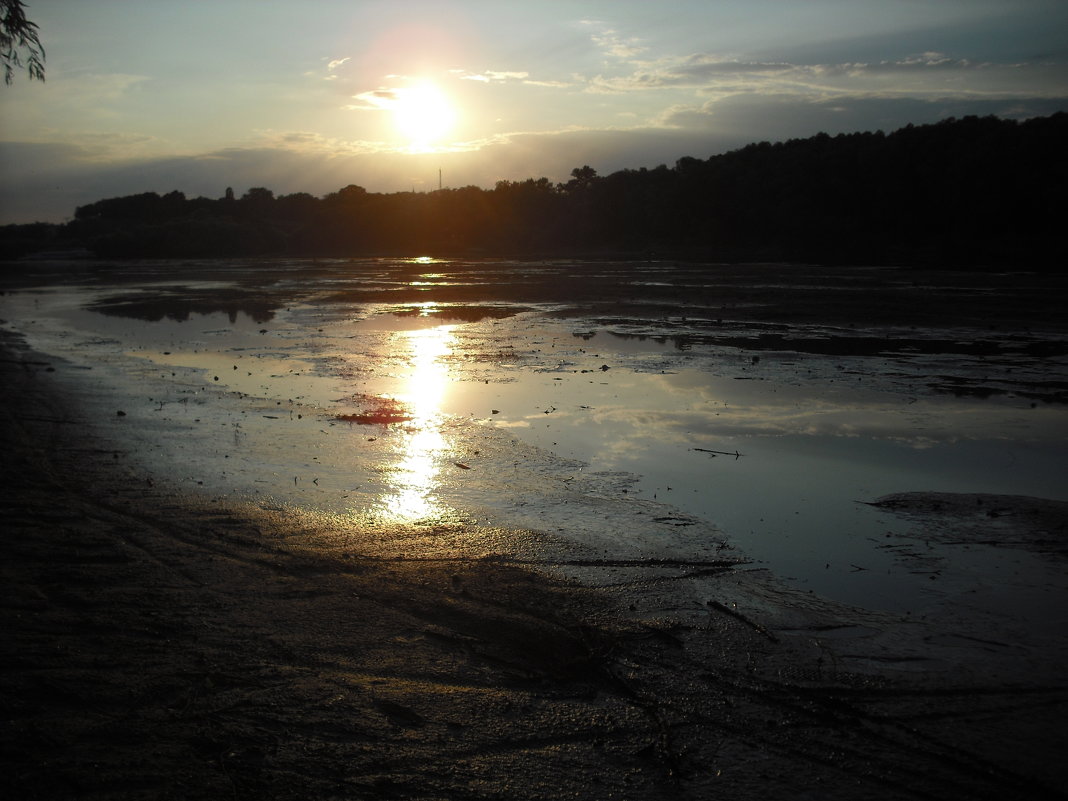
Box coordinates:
[3,113,1065,268]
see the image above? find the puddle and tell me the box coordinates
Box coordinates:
[427,340,1066,609]
[2,259,1065,615]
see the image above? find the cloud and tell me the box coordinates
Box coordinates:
[254,129,387,157]
[583,56,813,95]
[847,52,974,74]
[319,57,353,81]
[455,69,531,83]
[521,78,573,89]
[678,57,797,79]
[590,29,647,60]
[450,68,569,89]
[578,19,647,62]
[0,142,327,222]
[658,93,1068,139]
[581,50,1066,102]
[31,131,166,161]
[347,88,402,111]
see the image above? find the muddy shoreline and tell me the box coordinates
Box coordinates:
[3,324,1068,799]
[4,257,1068,799]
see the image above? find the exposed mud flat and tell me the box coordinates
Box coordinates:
[869,492,1068,555]
[2,259,1067,799]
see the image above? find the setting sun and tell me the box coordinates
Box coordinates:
[392,83,456,151]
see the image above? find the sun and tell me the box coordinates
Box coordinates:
[392,83,456,151]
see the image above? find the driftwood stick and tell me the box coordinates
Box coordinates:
[706,599,778,642]
[692,448,743,459]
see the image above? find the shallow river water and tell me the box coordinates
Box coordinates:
[3,258,1066,616]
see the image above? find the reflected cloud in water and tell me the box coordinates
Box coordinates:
[376,321,458,522]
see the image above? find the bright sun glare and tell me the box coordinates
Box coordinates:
[392,83,456,151]
[378,322,456,521]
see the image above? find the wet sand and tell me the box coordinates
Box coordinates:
[3,322,1068,798]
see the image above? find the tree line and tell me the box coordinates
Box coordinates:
[3,112,1065,267]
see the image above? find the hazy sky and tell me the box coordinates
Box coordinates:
[2,0,1066,223]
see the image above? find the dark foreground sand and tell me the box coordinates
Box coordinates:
[2,327,1067,801]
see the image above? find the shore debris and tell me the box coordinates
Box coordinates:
[692,447,743,459]
[336,411,413,425]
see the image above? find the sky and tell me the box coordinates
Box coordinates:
[2,0,1067,224]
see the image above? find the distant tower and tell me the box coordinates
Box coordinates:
[224,187,235,202]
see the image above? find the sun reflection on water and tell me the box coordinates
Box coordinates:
[377,321,457,522]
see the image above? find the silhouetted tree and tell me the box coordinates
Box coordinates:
[2,0,44,84]
[561,165,599,194]
[328,184,368,204]
[240,187,274,205]
[50,113,1067,267]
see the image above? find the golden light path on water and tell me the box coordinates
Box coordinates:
[376,316,458,522]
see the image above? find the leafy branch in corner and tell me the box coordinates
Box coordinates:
[2,0,45,85]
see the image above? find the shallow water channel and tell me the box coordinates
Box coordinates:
[3,258,1066,615]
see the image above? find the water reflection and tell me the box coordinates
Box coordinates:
[377,323,457,522]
